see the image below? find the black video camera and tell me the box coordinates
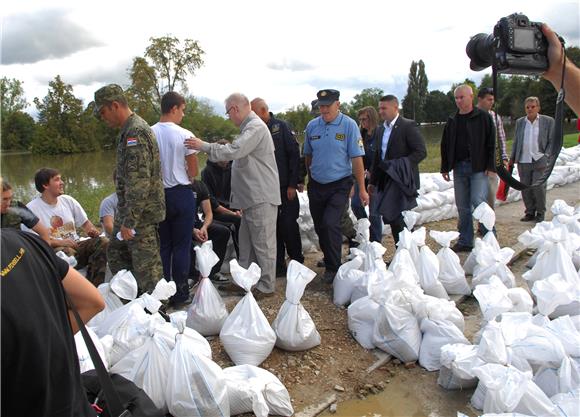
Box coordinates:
[466,13,548,75]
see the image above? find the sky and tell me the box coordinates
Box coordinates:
[1,0,579,116]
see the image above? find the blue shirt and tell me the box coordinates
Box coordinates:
[304,113,364,184]
[381,114,399,159]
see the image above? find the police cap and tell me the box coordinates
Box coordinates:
[316,89,340,105]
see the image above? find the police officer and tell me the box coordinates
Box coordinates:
[304,89,368,283]
[93,84,166,294]
[251,97,304,276]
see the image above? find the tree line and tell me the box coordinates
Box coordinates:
[1,37,578,154]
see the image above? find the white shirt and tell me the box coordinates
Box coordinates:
[24,195,88,240]
[151,122,198,188]
[381,114,399,159]
[521,116,542,163]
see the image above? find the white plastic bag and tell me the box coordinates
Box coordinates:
[532,273,580,318]
[75,326,109,373]
[473,202,495,232]
[223,365,293,417]
[418,243,449,299]
[477,321,508,365]
[545,315,580,357]
[473,276,513,322]
[186,276,229,336]
[272,261,320,351]
[219,260,276,365]
[166,329,230,417]
[333,255,364,306]
[472,247,516,288]
[373,302,422,363]
[430,230,471,295]
[419,318,469,371]
[389,228,420,285]
[347,296,380,349]
[533,356,580,398]
[438,343,479,389]
[87,269,139,328]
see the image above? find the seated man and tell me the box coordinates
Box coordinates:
[25,168,109,286]
[1,178,51,245]
[1,228,104,417]
[189,180,232,283]
[99,191,118,239]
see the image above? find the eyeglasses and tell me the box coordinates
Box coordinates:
[225,106,235,116]
[359,117,368,122]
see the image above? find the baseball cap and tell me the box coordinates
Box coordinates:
[316,89,340,105]
[93,84,126,115]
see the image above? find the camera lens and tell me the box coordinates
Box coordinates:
[466,33,495,71]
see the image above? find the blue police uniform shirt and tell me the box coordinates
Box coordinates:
[304,113,364,184]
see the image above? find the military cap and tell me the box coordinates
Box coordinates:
[316,89,340,105]
[93,84,126,115]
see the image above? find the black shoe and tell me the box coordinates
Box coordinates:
[251,289,275,300]
[535,213,545,222]
[451,243,473,253]
[348,239,359,248]
[276,267,287,277]
[217,282,246,296]
[316,259,326,268]
[322,270,336,284]
[168,293,194,309]
[520,214,536,222]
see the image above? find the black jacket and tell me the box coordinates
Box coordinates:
[201,160,232,208]
[376,157,418,223]
[369,116,426,192]
[440,107,496,174]
[267,113,300,189]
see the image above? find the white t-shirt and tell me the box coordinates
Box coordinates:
[151,122,198,188]
[24,195,88,241]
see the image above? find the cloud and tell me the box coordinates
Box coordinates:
[266,59,314,71]
[2,9,104,65]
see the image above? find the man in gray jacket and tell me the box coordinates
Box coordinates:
[510,96,555,223]
[185,93,280,296]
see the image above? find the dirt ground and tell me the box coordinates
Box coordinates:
[196,184,579,416]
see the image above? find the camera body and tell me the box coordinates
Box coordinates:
[467,13,549,75]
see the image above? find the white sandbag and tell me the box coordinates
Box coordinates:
[223,365,293,417]
[109,321,172,412]
[471,381,488,411]
[473,276,514,322]
[439,343,480,389]
[155,319,212,358]
[431,230,471,295]
[533,356,580,398]
[506,288,533,314]
[87,282,125,329]
[75,326,109,373]
[473,364,558,416]
[411,295,465,332]
[418,244,448,299]
[545,315,580,357]
[551,388,580,417]
[419,318,469,371]
[220,260,276,366]
[373,302,422,363]
[272,261,320,351]
[186,242,227,335]
[473,202,496,231]
[532,273,580,318]
[464,233,501,276]
[389,229,420,285]
[333,255,364,306]
[347,296,380,349]
[166,330,230,417]
[472,247,516,288]
[110,269,139,300]
[477,321,508,365]
[402,210,421,230]
[408,226,425,266]
[510,323,567,367]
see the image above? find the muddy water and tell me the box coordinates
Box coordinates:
[320,371,475,417]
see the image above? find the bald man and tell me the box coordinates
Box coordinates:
[185,93,280,297]
[251,98,303,276]
[440,84,495,252]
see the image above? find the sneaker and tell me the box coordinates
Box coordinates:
[209,272,228,283]
[520,214,536,222]
[451,243,473,253]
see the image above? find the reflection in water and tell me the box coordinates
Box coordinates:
[1,150,118,203]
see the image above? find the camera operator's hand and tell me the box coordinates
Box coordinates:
[542,24,580,115]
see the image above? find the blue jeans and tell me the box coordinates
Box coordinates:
[453,161,489,247]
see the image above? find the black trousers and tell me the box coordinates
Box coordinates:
[277,188,304,269]
[308,176,352,272]
[384,214,406,247]
[212,212,241,256]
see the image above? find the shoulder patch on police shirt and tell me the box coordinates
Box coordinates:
[126,137,138,147]
[358,138,364,147]
[335,133,345,141]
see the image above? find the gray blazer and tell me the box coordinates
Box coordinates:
[511,114,555,164]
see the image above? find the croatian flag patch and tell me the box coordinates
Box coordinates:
[126,137,138,146]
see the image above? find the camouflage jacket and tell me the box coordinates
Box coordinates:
[116,113,165,228]
[1,200,39,230]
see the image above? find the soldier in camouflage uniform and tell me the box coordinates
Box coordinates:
[93,84,166,294]
[1,179,51,245]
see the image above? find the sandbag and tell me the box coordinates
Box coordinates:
[347,296,380,350]
[473,276,513,322]
[430,230,471,295]
[272,261,320,351]
[373,302,422,363]
[75,326,109,373]
[419,318,469,371]
[532,273,580,318]
[333,255,364,306]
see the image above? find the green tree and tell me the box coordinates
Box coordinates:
[1,111,36,150]
[276,103,313,139]
[1,77,28,114]
[181,96,237,142]
[423,90,455,122]
[349,88,384,114]
[31,75,100,154]
[402,60,429,122]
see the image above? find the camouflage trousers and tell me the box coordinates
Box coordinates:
[56,236,109,287]
[340,202,356,240]
[107,223,162,294]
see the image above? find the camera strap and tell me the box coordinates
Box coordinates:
[493,53,566,191]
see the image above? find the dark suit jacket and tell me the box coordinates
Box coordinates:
[369,116,427,191]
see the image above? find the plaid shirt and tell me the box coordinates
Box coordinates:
[490,110,507,161]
